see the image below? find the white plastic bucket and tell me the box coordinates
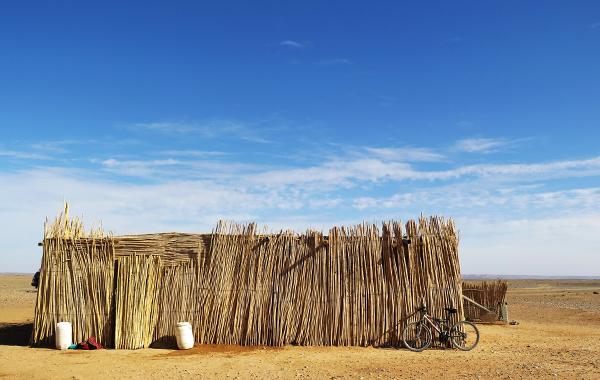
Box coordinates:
[176,322,194,350]
[55,322,72,350]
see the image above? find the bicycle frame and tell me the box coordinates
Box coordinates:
[420,314,451,334]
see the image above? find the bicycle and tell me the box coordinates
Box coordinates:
[402,305,480,352]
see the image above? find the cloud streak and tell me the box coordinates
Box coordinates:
[453,138,512,153]
[280,40,306,48]
[0,150,51,160]
[364,147,445,162]
[158,150,228,157]
[126,119,274,143]
[84,146,600,195]
[318,59,353,65]
[351,187,600,213]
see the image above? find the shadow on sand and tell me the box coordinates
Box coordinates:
[0,322,33,346]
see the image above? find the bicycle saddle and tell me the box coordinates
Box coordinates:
[445,308,458,314]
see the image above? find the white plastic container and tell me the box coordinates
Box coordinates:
[176,322,194,350]
[55,322,72,350]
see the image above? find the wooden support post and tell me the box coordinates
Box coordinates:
[462,294,494,314]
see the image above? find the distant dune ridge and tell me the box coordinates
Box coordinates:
[462,274,600,280]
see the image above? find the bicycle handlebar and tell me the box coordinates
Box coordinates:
[416,305,457,314]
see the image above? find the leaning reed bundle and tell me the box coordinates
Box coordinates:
[31,203,114,347]
[114,254,162,349]
[32,204,464,349]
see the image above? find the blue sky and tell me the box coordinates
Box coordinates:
[1,1,599,275]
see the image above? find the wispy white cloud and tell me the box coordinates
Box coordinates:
[308,198,343,209]
[350,187,600,213]
[96,156,267,180]
[102,158,181,167]
[0,140,99,161]
[453,138,510,153]
[126,119,273,143]
[454,137,531,154]
[441,156,600,181]
[243,155,600,192]
[280,40,306,48]
[88,150,600,194]
[159,150,228,157]
[0,169,272,240]
[0,150,51,160]
[590,22,600,28]
[29,140,79,154]
[318,59,353,65]
[247,159,414,191]
[352,197,378,211]
[364,147,445,162]
[100,158,183,178]
[130,122,197,133]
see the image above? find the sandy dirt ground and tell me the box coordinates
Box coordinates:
[1,275,599,379]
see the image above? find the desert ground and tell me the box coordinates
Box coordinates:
[1,275,599,380]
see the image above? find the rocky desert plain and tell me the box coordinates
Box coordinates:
[1,275,599,380]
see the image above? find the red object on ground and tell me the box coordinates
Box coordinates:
[76,337,103,350]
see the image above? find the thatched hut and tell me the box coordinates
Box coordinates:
[31,204,464,349]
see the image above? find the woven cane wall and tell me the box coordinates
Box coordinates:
[32,214,463,349]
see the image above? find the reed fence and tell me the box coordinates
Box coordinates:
[31,205,464,349]
[462,280,508,321]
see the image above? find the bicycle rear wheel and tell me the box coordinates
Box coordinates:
[402,322,432,352]
[450,321,479,351]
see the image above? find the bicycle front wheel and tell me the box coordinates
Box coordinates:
[450,321,480,351]
[402,322,432,352]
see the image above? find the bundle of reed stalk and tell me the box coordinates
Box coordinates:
[113,233,212,266]
[114,254,162,349]
[31,203,114,347]
[32,203,464,349]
